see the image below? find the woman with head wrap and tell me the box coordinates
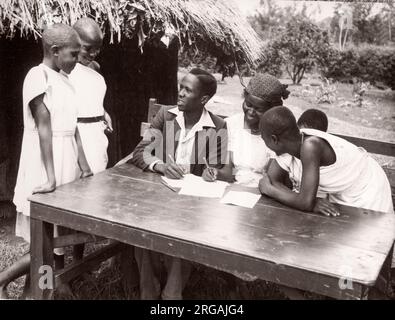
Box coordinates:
[202,73,290,187]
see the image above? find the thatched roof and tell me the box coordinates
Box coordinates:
[0,0,262,65]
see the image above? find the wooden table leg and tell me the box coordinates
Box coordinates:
[120,245,139,298]
[30,218,54,300]
[361,244,394,300]
[373,244,394,298]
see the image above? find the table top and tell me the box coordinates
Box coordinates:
[30,164,395,287]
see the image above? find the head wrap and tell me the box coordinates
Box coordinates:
[245,73,290,108]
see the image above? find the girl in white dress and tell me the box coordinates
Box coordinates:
[14,63,82,240]
[0,24,92,299]
[70,18,113,175]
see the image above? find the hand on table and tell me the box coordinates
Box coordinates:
[313,198,340,217]
[33,180,56,194]
[80,170,93,179]
[202,167,218,182]
[155,163,185,180]
[258,172,273,196]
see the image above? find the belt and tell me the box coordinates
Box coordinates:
[25,129,75,137]
[77,115,105,123]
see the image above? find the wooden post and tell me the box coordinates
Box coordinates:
[30,218,54,300]
[120,245,139,298]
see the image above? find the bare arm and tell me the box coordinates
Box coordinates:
[260,139,338,216]
[216,160,235,182]
[29,94,56,194]
[75,127,93,177]
[266,159,292,191]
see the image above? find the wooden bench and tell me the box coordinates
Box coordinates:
[139,98,163,137]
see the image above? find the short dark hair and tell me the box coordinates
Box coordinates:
[42,23,80,55]
[297,109,328,132]
[259,106,299,138]
[189,68,217,98]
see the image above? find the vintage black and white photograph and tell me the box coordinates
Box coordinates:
[0,0,394,303]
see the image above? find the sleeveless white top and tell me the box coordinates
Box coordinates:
[276,128,393,214]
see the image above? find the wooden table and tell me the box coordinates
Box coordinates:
[29,164,395,300]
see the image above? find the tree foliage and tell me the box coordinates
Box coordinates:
[263,18,331,84]
[247,0,292,40]
[330,2,395,46]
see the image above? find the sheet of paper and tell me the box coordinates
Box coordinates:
[178,174,229,198]
[220,191,261,209]
[161,176,185,189]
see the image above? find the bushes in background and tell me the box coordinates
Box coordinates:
[320,45,395,89]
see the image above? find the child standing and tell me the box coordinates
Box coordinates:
[0,23,91,298]
[68,17,111,263]
[70,17,112,174]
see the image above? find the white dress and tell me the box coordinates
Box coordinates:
[226,113,274,188]
[276,128,394,214]
[69,63,108,174]
[13,64,80,242]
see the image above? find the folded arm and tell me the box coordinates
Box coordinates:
[260,141,338,216]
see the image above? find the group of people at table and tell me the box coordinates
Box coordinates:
[0,18,393,300]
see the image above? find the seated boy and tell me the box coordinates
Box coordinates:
[284,108,329,195]
[297,108,328,132]
[259,106,393,216]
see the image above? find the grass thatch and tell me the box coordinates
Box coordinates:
[0,0,262,65]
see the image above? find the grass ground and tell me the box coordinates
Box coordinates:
[1,73,394,300]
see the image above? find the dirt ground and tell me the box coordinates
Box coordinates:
[204,73,395,140]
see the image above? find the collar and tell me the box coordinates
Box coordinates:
[169,106,215,141]
[41,63,71,80]
[168,106,215,129]
[41,63,60,75]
